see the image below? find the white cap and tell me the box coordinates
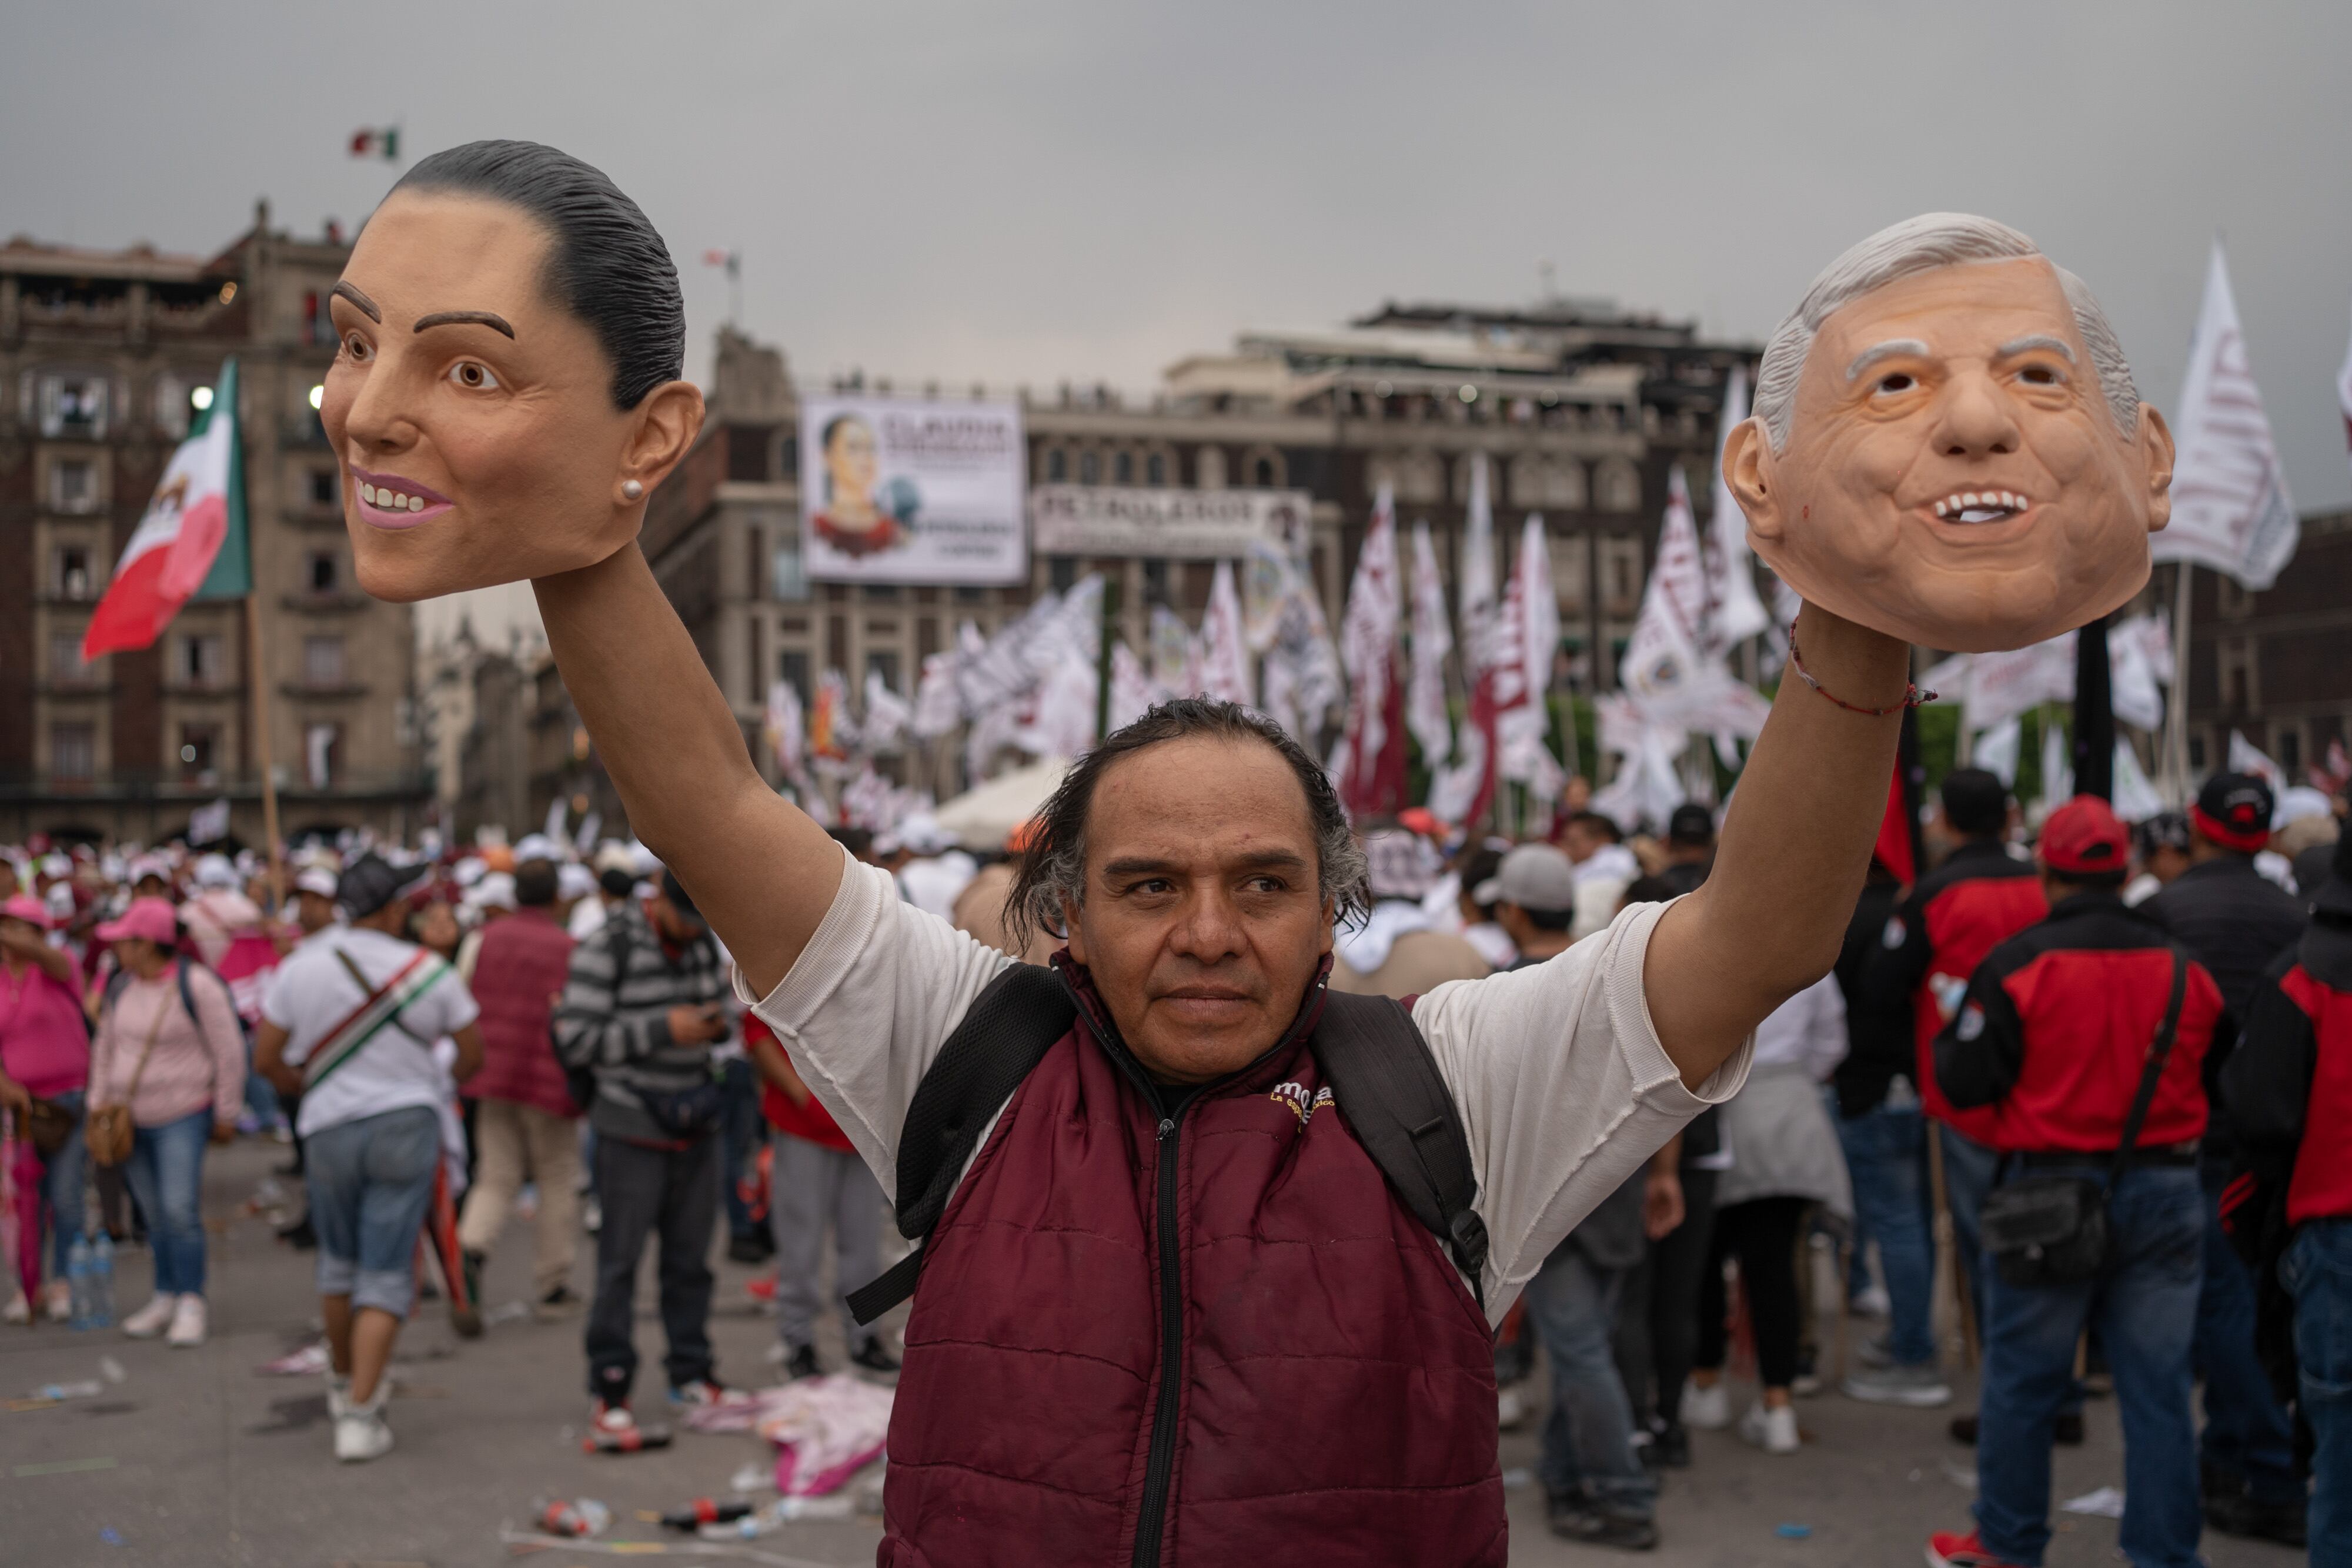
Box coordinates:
[512,833,560,865]
[557,862,597,901]
[295,866,340,899]
[471,871,517,911]
[193,853,238,890]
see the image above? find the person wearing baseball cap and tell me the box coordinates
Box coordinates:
[1929,796,2232,1568]
[254,852,483,1463]
[2224,825,2352,1553]
[2143,773,2311,1542]
[1656,804,1718,898]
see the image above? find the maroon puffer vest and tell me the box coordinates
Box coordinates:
[878,970,1504,1567]
[463,908,577,1117]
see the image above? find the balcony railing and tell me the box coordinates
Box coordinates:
[0,768,432,804]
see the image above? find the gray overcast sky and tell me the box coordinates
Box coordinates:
[9,1,2350,523]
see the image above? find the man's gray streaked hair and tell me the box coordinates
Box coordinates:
[1005,697,1370,951]
[1751,212,2141,452]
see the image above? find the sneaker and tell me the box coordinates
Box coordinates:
[2203,1490,2308,1547]
[43,1280,74,1323]
[333,1391,394,1463]
[2,1293,27,1325]
[1738,1400,1800,1455]
[1496,1384,1529,1432]
[668,1378,756,1412]
[326,1373,352,1421]
[122,1292,178,1339]
[534,1285,583,1320]
[1841,1361,1953,1407]
[781,1343,821,1382]
[1926,1529,2028,1567]
[583,1398,671,1453]
[1849,1283,1892,1319]
[850,1335,901,1375]
[166,1293,208,1348]
[1547,1496,1659,1552]
[1949,1411,2083,1446]
[1678,1380,1730,1431]
[1790,1347,1823,1397]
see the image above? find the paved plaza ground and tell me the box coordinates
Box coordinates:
[0,1137,2308,1567]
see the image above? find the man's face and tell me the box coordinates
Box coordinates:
[296,890,336,934]
[1559,823,1601,865]
[1063,737,1334,1086]
[1729,258,2173,653]
[321,191,701,601]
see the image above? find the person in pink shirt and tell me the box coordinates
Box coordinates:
[0,892,91,1323]
[83,897,245,1348]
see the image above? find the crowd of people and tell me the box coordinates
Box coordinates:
[1,752,2346,1562]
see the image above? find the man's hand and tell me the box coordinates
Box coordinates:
[1643,1169,1685,1241]
[210,1119,238,1146]
[665,1004,728,1047]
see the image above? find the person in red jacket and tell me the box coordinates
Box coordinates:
[1925,797,2228,1568]
[744,1012,898,1378]
[456,858,584,1316]
[2221,825,2350,1561]
[1865,767,2048,1426]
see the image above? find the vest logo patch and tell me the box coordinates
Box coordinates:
[1271,1082,1334,1126]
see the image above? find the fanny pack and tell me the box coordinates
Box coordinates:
[635,1078,727,1141]
[1979,949,2188,1288]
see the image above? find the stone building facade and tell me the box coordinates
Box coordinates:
[0,206,425,846]
[644,300,1759,798]
[2177,509,2352,781]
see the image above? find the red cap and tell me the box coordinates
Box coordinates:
[95,896,178,946]
[2038,795,2130,877]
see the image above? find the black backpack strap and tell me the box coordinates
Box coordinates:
[2106,945,2192,1192]
[845,961,1074,1326]
[1311,989,1488,1309]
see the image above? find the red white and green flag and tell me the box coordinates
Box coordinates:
[350,126,400,161]
[82,356,250,660]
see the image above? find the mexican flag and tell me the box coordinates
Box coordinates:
[82,356,252,660]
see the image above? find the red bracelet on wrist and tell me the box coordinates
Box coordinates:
[1785,626,1934,716]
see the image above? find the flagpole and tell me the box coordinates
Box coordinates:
[246,593,285,902]
[2165,564,2193,801]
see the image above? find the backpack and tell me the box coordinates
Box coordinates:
[844,964,1487,1326]
[102,955,246,1045]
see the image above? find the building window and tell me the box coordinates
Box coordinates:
[1049,555,1077,593]
[863,584,901,603]
[153,373,190,439]
[1045,447,1068,483]
[1142,557,1170,606]
[303,634,347,688]
[38,375,109,440]
[2187,733,2207,771]
[1595,457,1642,513]
[771,544,809,602]
[49,631,91,684]
[1114,450,1134,485]
[1145,452,1167,487]
[954,584,986,604]
[304,723,342,789]
[777,650,810,706]
[51,723,95,781]
[1078,450,1101,486]
[309,468,338,508]
[179,724,220,780]
[180,632,226,687]
[2280,727,2303,774]
[306,550,339,594]
[49,458,97,513]
[53,544,93,600]
[1254,456,1277,487]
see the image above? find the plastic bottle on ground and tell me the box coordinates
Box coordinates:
[66,1235,92,1331]
[88,1232,115,1329]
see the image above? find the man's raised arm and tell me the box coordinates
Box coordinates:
[534,544,842,998]
[1644,603,1909,1089]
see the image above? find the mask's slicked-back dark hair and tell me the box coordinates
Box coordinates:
[1005,697,1369,951]
[392,139,683,411]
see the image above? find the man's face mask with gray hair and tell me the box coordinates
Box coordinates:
[1723,213,2176,652]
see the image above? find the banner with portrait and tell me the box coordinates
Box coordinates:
[800,395,1027,584]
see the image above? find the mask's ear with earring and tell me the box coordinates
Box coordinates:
[622,479,644,501]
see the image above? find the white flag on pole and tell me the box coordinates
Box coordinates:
[863,671,913,753]
[1975,717,2023,789]
[2153,239,2298,589]
[2036,720,2074,818]
[2229,730,2287,801]
[1495,516,1562,796]
[1406,521,1455,767]
[1703,365,1771,652]
[1619,469,1713,723]
[764,680,805,775]
[1198,560,1254,707]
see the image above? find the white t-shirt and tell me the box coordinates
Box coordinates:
[739,846,1749,1326]
[262,926,479,1139]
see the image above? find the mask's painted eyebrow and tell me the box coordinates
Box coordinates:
[413,310,515,339]
[1996,333,2076,362]
[330,281,380,322]
[1845,339,1929,381]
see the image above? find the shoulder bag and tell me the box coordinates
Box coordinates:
[86,991,172,1168]
[1979,948,2189,1288]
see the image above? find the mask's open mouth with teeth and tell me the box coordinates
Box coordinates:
[1930,489,2030,524]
